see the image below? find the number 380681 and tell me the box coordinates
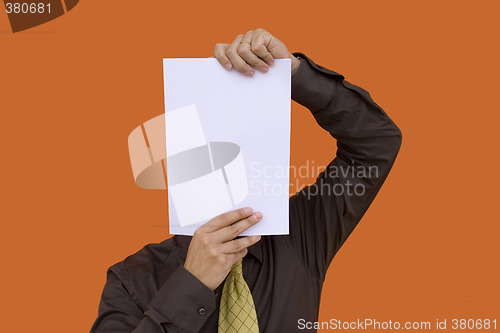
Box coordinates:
[5,3,51,14]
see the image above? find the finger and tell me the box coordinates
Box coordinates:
[215,211,263,242]
[228,248,249,265]
[251,29,275,66]
[238,31,270,73]
[214,43,232,70]
[242,30,254,42]
[221,235,262,254]
[225,34,255,77]
[202,207,254,233]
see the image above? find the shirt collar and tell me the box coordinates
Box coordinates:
[247,237,263,263]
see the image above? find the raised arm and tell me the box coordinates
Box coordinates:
[288,53,402,279]
[212,28,402,280]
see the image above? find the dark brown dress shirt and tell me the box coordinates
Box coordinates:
[90,52,402,333]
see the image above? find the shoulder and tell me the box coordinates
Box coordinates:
[99,236,191,310]
[108,235,191,282]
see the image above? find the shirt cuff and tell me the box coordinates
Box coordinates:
[145,265,216,332]
[291,52,344,113]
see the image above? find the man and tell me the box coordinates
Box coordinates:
[90,28,402,332]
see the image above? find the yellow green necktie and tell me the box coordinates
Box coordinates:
[218,259,259,333]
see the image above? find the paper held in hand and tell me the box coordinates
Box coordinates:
[163,58,291,236]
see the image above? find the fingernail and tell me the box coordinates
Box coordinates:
[246,70,254,77]
[252,212,263,220]
[224,63,232,70]
[244,207,253,215]
[252,235,261,241]
[262,66,269,73]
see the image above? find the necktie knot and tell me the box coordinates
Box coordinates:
[229,259,243,276]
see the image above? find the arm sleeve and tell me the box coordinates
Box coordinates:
[90,265,217,333]
[288,52,402,279]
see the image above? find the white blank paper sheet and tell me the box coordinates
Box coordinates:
[163,58,291,236]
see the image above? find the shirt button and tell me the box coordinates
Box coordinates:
[198,307,206,316]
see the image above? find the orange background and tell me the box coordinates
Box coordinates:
[1,1,499,332]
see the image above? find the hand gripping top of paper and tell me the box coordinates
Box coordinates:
[128,104,248,227]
